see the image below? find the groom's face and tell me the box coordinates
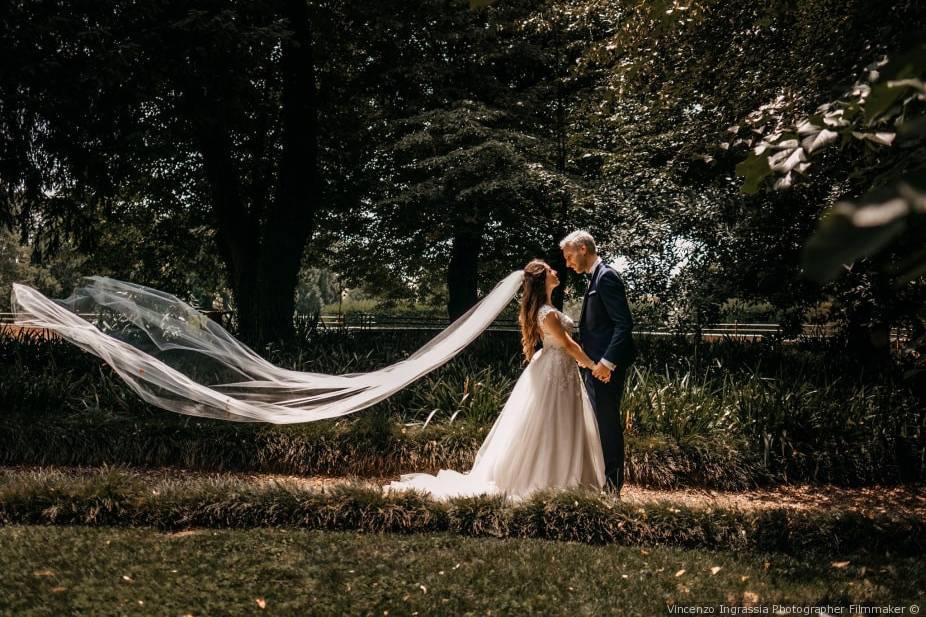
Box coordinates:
[562,245,588,274]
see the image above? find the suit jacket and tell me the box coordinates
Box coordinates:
[579,260,636,370]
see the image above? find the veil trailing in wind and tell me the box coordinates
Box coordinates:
[10,272,524,423]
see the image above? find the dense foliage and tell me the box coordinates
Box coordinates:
[3,0,923,360]
[3,328,922,485]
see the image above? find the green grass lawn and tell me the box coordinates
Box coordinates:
[1,525,923,616]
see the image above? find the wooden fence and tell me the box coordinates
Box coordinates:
[316,314,848,341]
[1,311,910,345]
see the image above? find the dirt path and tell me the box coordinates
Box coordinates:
[3,465,923,519]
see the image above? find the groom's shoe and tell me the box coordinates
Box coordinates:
[603,478,622,500]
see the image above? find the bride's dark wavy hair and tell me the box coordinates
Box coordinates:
[518,259,549,363]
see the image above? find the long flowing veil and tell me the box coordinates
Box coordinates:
[10,272,523,423]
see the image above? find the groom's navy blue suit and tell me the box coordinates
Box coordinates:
[579,259,636,493]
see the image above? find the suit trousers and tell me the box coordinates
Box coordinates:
[581,366,628,492]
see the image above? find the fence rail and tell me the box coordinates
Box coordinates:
[1,311,911,344]
[301,314,913,345]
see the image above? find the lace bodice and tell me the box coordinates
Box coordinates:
[537,304,576,350]
[536,304,582,390]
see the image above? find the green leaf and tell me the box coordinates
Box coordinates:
[898,116,926,141]
[735,151,772,195]
[864,44,926,125]
[802,209,906,282]
[802,172,926,282]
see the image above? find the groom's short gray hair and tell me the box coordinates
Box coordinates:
[559,230,597,253]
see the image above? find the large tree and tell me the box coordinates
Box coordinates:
[1,0,327,344]
[332,0,614,315]
[363,101,589,319]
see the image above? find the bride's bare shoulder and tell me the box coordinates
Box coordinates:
[537,304,557,318]
[537,305,562,331]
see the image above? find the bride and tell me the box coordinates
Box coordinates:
[385,259,606,500]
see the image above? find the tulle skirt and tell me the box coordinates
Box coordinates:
[385,346,606,500]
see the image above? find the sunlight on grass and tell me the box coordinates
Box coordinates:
[1,526,922,615]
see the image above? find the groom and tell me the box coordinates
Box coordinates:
[561,231,636,496]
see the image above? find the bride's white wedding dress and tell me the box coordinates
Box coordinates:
[386,304,606,500]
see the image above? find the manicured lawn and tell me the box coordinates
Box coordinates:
[1,525,923,615]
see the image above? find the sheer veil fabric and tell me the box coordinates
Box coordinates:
[10,272,523,423]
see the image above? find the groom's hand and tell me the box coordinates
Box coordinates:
[592,362,612,383]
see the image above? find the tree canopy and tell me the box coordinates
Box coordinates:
[2,0,924,360]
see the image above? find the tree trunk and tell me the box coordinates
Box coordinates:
[843,271,895,370]
[255,0,320,343]
[193,0,320,346]
[194,119,262,343]
[845,314,893,368]
[447,223,483,321]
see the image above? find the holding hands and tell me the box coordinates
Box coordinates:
[591,362,612,383]
[574,358,613,383]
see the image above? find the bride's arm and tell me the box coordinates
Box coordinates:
[541,312,595,369]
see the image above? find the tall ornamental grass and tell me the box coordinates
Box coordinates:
[2,329,922,484]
